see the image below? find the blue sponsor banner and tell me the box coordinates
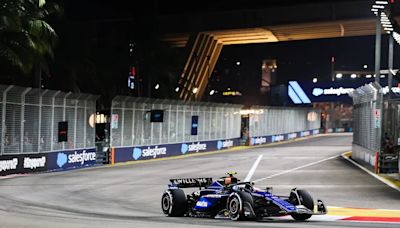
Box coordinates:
[114,138,240,163]
[250,129,319,146]
[47,148,97,171]
[300,130,311,137]
[250,136,272,146]
[325,127,352,133]
[312,129,320,135]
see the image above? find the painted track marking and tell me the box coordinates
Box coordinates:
[244,155,263,182]
[253,154,338,183]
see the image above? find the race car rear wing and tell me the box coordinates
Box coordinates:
[169,177,213,188]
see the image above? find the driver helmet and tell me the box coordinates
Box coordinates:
[219,172,238,186]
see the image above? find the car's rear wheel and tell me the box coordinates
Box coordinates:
[290,189,314,221]
[161,189,187,216]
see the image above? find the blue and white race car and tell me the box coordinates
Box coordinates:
[161,172,327,221]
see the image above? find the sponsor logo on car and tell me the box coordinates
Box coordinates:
[171,178,212,185]
[196,200,208,207]
[204,194,222,198]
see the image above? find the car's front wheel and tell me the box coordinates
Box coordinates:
[161,189,187,216]
[227,193,243,220]
[290,189,314,221]
[227,191,253,221]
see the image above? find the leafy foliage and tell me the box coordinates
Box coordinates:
[0,0,60,75]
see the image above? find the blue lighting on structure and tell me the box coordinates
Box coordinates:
[288,81,311,104]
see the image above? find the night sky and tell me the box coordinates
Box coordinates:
[216,34,400,87]
[3,0,399,105]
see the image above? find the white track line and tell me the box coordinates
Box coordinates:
[244,155,263,182]
[341,152,400,192]
[253,155,338,183]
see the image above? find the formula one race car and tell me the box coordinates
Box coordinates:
[161,172,327,221]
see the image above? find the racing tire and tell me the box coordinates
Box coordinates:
[227,192,253,221]
[161,189,187,217]
[290,189,314,221]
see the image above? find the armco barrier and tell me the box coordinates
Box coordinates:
[113,138,241,163]
[0,148,97,176]
[250,129,320,146]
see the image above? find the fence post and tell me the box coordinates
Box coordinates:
[83,95,90,148]
[167,104,171,144]
[175,104,178,143]
[131,101,135,146]
[150,103,154,145]
[110,99,113,147]
[50,91,60,151]
[20,88,31,153]
[73,95,81,149]
[159,103,163,143]
[209,107,212,141]
[63,92,72,150]
[37,90,47,153]
[121,97,128,147]
[1,85,13,155]
[182,105,186,142]
[141,102,145,146]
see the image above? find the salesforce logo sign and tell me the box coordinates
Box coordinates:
[312,88,324,97]
[181,142,207,154]
[56,150,96,168]
[312,87,354,97]
[133,148,142,160]
[181,144,189,154]
[217,140,234,150]
[133,146,167,160]
[57,153,68,168]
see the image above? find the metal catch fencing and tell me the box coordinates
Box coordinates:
[382,98,400,150]
[350,83,382,152]
[110,97,243,147]
[248,106,321,137]
[0,85,98,155]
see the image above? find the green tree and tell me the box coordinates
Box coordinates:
[0,0,60,85]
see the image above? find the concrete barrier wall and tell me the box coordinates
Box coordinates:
[352,144,377,167]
